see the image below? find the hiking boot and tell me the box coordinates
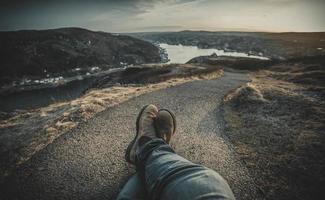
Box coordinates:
[155,109,177,144]
[125,104,158,165]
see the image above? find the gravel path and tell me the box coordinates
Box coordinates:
[1,72,263,200]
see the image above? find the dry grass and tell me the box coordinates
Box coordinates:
[39,70,223,123]
[222,70,325,200]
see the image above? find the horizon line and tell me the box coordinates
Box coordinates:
[1,26,325,34]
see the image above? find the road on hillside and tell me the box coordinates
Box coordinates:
[1,71,263,200]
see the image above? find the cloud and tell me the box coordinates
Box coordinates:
[0,0,324,32]
[0,0,196,29]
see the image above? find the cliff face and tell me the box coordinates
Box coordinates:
[0,28,161,84]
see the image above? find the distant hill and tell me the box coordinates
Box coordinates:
[128,31,325,60]
[0,28,161,85]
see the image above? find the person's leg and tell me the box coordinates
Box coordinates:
[118,104,158,200]
[137,138,235,200]
[123,105,235,200]
[116,173,146,200]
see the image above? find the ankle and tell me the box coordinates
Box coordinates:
[138,136,152,147]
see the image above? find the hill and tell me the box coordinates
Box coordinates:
[129,31,325,60]
[0,28,161,86]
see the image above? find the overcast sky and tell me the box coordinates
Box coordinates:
[0,0,324,32]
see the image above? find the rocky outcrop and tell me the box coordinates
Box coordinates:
[187,54,275,71]
[89,63,222,89]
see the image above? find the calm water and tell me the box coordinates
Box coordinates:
[0,78,95,112]
[159,43,269,63]
[0,67,129,112]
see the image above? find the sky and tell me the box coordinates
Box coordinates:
[0,0,324,32]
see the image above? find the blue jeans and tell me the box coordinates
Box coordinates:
[117,139,235,200]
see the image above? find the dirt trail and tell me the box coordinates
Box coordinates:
[1,72,263,200]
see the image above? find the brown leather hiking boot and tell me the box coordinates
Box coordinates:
[155,109,177,144]
[125,104,158,165]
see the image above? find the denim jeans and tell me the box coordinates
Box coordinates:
[117,139,235,200]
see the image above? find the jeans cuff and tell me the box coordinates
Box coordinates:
[136,138,175,167]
